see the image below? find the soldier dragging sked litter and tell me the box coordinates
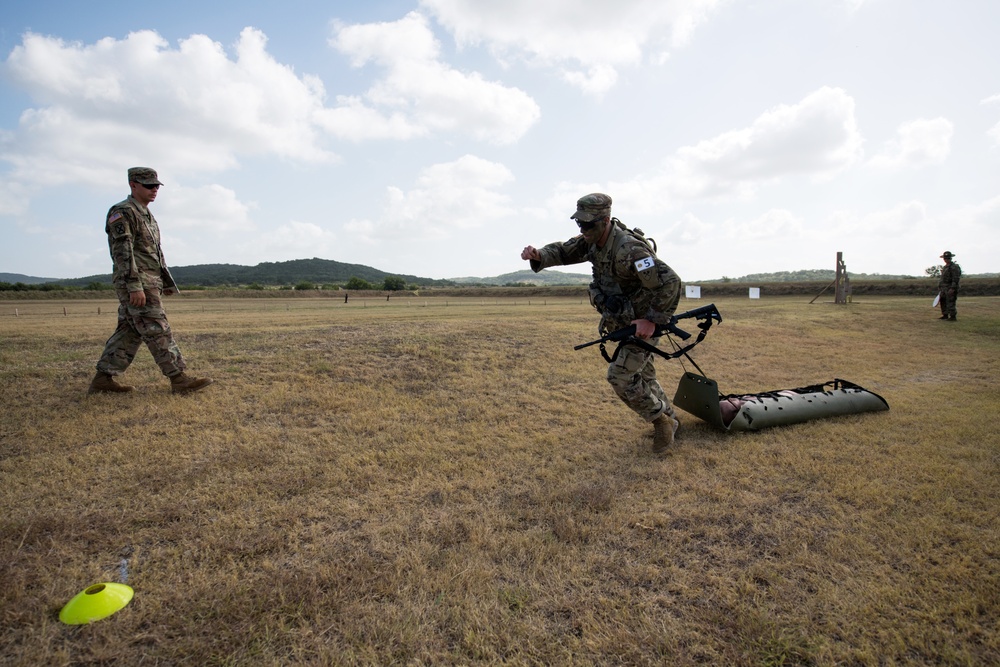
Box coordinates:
[521,193,682,453]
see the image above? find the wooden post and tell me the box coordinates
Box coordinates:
[835,252,846,304]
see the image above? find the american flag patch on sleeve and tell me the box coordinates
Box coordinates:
[108,211,123,223]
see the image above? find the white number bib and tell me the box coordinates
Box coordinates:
[634,257,655,272]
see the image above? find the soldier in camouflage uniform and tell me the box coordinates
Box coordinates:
[89,167,213,395]
[521,193,682,453]
[937,250,961,321]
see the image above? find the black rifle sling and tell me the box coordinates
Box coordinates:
[599,315,716,372]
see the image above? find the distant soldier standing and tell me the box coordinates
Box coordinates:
[521,193,682,453]
[89,167,213,394]
[937,251,961,321]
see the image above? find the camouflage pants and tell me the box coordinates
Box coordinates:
[96,287,186,378]
[606,340,674,422]
[939,289,958,317]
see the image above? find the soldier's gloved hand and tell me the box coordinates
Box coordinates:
[603,295,625,317]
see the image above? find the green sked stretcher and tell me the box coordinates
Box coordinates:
[673,373,889,432]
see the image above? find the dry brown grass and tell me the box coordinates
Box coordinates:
[1,295,998,666]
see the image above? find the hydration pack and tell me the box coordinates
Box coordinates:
[612,218,657,254]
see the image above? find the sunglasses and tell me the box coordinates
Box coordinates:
[576,219,598,232]
[133,182,160,190]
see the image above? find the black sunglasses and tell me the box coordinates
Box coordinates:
[133,182,160,190]
[576,219,598,231]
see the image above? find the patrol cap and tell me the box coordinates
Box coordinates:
[127,167,163,186]
[570,193,612,223]
[940,251,955,259]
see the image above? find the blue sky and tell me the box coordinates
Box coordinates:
[1,0,998,281]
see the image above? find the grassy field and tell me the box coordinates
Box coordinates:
[1,294,998,666]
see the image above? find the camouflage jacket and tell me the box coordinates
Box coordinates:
[105,195,177,294]
[530,220,681,330]
[938,262,961,291]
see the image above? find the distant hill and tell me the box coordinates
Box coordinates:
[0,273,60,285]
[7,259,592,289]
[451,269,591,286]
[6,262,997,289]
[698,269,993,282]
[51,258,456,288]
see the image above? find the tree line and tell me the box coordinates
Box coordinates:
[0,275,413,292]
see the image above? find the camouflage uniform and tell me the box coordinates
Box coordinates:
[938,252,961,320]
[95,169,186,378]
[529,198,681,423]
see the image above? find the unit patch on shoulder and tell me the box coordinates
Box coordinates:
[113,222,126,237]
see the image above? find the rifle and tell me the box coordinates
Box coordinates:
[575,303,722,364]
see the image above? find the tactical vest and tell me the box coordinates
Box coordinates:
[587,219,658,331]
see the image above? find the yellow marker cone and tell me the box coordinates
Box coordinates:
[59,583,134,625]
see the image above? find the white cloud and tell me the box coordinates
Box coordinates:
[345,154,515,241]
[420,0,722,95]
[983,96,1000,146]
[722,208,803,241]
[158,184,255,234]
[945,195,1000,232]
[674,87,863,192]
[2,28,337,188]
[824,197,1000,276]
[0,21,538,193]
[819,202,933,258]
[988,122,1000,147]
[562,65,619,97]
[849,200,930,236]
[868,117,953,169]
[665,212,714,246]
[0,178,31,216]
[844,0,870,14]
[250,221,339,261]
[563,87,864,209]
[324,12,540,144]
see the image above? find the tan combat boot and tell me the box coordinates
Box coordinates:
[652,414,679,453]
[88,372,135,394]
[170,372,214,395]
